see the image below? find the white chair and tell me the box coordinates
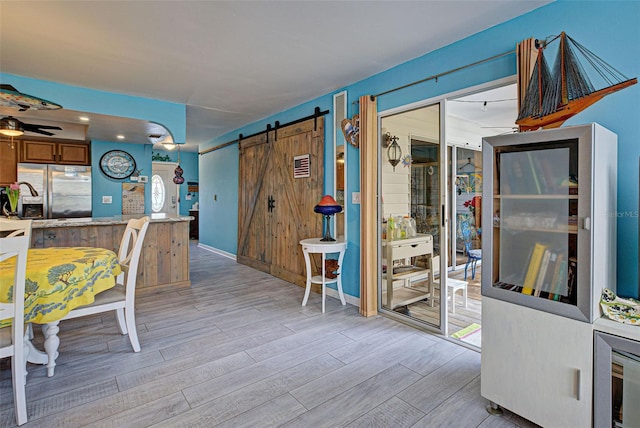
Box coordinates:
[428,255,468,313]
[0,218,32,239]
[59,216,150,352]
[0,219,33,426]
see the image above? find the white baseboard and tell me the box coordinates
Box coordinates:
[196,244,360,308]
[197,243,237,261]
[325,287,360,308]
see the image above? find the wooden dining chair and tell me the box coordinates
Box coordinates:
[60,216,150,352]
[0,220,32,426]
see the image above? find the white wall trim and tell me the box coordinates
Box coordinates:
[325,287,360,308]
[198,243,237,261]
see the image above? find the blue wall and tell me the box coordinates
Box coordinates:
[0,73,187,143]
[199,144,239,255]
[92,141,153,216]
[0,73,197,218]
[200,1,640,298]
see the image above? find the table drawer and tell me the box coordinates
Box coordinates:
[393,241,432,260]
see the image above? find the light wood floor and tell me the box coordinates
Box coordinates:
[1,243,538,427]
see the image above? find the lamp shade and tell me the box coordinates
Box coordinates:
[314,195,342,216]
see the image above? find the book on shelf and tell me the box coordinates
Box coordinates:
[533,249,552,297]
[526,152,543,194]
[550,257,568,301]
[566,257,578,301]
[547,253,565,300]
[537,250,559,297]
[522,242,548,295]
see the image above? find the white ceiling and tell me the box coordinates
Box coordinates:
[0,1,550,152]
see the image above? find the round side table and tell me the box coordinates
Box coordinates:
[299,238,347,313]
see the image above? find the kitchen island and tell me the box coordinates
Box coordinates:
[30,213,193,294]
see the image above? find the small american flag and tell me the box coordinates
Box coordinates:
[293,154,310,178]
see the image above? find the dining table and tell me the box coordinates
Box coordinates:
[0,247,121,377]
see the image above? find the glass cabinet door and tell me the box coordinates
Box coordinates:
[482,134,594,321]
[494,141,577,302]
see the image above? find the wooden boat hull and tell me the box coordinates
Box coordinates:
[517,78,637,131]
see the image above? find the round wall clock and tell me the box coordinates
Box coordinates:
[100,150,136,179]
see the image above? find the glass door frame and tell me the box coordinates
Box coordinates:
[374,75,516,338]
[377,98,448,335]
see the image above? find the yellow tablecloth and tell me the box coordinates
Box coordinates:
[0,247,122,327]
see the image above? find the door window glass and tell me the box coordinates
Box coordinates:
[151,174,165,212]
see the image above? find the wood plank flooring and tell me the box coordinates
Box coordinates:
[1,243,538,427]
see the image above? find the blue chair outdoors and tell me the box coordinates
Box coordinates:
[460,220,482,280]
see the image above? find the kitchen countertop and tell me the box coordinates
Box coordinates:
[31,213,193,229]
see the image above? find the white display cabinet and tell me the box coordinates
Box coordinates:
[480,123,617,427]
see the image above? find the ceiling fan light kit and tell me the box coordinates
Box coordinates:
[0,115,62,137]
[0,116,24,137]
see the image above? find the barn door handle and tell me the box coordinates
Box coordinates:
[268,195,275,212]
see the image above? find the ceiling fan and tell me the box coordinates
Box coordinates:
[0,116,62,137]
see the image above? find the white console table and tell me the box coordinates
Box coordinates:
[300,238,346,313]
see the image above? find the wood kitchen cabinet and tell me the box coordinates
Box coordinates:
[20,139,90,165]
[0,140,20,186]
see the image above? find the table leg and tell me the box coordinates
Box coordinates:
[301,248,312,307]
[43,321,60,377]
[450,285,456,314]
[321,253,326,313]
[337,249,346,305]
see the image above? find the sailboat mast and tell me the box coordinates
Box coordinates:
[537,44,544,113]
[560,32,567,106]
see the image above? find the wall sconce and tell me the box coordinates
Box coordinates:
[382,132,393,148]
[386,134,402,171]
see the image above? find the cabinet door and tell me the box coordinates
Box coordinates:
[20,140,90,165]
[481,297,593,427]
[482,124,616,323]
[21,140,57,163]
[58,142,90,165]
[0,141,19,186]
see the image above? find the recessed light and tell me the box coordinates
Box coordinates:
[117,135,125,140]
[79,116,90,122]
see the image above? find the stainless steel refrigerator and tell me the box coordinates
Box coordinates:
[17,163,92,219]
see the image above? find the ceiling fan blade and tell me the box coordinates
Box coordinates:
[23,123,62,133]
[24,128,57,136]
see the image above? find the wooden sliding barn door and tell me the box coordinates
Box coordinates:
[238,117,324,286]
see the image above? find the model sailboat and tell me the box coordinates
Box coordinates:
[517,32,636,131]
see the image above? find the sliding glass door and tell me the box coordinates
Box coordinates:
[379,102,447,332]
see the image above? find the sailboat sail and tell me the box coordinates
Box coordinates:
[517,32,637,131]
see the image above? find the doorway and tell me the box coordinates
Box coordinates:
[380,102,447,332]
[377,81,518,347]
[151,162,179,214]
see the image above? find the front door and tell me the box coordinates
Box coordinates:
[151,162,179,214]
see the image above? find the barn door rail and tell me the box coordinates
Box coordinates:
[200,106,329,155]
